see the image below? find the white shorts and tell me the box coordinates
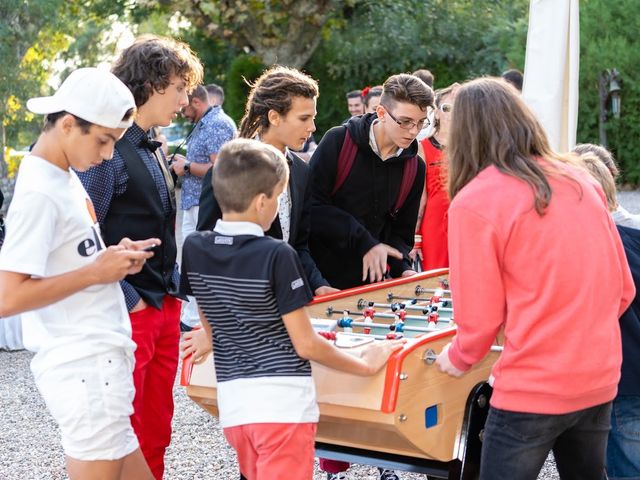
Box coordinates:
[35,349,138,461]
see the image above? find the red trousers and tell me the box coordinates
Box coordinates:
[224,423,317,480]
[130,295,181,480]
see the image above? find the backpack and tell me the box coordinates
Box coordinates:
[330,129,418,218]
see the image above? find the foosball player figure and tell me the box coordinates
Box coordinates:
[318,331,337,341]
[386,324,398,340]
[428,311,439,326]
[430,295,441,305]
[338,311,353,333]
[363,301,375,334]
[364,301,376,320]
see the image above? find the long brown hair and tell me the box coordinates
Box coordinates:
[238,66,319,139]
[447,77,574,215]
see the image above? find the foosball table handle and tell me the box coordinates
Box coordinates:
[423,348,437,365]
[423,345,503,366]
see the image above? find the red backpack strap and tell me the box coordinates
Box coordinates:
[331,128,358,196]
[391,155,418,218]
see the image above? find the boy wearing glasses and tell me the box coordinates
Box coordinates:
[309,73,433,292]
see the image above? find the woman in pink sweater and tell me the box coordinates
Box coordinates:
[435,78,635,480]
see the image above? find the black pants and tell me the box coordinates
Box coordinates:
[480,402,612,480]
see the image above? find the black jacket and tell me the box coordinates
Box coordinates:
[309,113,425,289]
[103,138,179,309]
[196,150,329,292]
[616,225,640,395]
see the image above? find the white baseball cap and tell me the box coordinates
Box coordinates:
[27,67,136,129]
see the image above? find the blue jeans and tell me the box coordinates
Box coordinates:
[607,395,640,480]
[480,402,612,480]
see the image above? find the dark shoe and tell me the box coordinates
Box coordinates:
[378,468,400,480]
[327,473,347,480]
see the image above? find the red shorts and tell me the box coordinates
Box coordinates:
[223,422,317,480]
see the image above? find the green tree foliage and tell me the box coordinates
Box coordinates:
[0,0,68,174]
[306,0,529,135]
[578,0,640,183]
[225,55,266,123]
[0,0,131,174]
[168,0,350,67]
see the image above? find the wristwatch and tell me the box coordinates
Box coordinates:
[183,161,191,174]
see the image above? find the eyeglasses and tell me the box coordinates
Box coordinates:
[384,107,430,131]
[439,103,453,113]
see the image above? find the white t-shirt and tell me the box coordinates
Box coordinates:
[0,155,135,377]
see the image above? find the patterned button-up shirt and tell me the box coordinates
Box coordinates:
[76,123,179,311]
[181,106,237,210]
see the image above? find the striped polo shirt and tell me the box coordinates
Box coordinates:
[180,220,318,427]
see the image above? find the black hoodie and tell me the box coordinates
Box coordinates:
[309,113,425,289]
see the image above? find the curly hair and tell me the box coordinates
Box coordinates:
[238,65,319,140]
[112,35,203,107]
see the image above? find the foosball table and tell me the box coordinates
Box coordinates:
[181,269,501,479]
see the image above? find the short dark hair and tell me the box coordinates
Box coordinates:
[501,69,524,92]
[213,138,289,213]
[412,69,434,88]
[188,85,209,103]
[346,90,362,100]
[363,87,382,108]
[43,108,135,133]
[380,74,433,111]
[112,35,204,107]
[206,83,225,104]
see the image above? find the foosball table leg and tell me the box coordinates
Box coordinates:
[447,381,493,480]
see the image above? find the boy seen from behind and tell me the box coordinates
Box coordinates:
[180,139,403,480]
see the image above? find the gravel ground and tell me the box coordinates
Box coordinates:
[3,192,639,479]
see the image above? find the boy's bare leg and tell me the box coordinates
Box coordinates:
[120,448,155,480]
[65,448,154,480]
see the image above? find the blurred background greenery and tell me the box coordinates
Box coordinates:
[2,0,638,182]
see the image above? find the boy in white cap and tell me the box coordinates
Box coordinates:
[0,68,158,479]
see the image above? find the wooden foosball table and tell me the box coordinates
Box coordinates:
[181,269,501,479]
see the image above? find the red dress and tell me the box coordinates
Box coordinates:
[419,137,449,270]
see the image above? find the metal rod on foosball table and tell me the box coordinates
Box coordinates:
[359,299,453,314]
[329,308,443,324]
[386,292,453,304]
[414,286,452,296]
[347,320,439,333]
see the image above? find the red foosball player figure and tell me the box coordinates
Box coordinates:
[430,295,441,305]
[386,324,398,340]
[428,311,439,326]
[363,302,375,334]
[363,301,376,320]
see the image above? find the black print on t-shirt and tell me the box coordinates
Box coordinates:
[77,225,104,257]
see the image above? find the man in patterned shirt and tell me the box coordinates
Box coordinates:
[170,84,236,330]
[76,35,203,480]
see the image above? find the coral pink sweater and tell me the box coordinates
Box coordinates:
[447,163,634,414]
